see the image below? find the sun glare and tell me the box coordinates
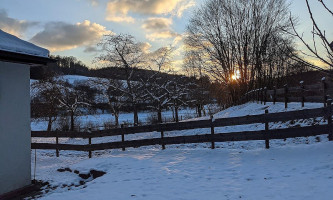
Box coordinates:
[231,70,240,80]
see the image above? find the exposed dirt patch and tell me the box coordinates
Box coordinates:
[24,168,106,199]
[57,167,106,183]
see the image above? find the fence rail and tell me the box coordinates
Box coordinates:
[240,77,333,108]
[32,124,330,152]
[32,100,333,157]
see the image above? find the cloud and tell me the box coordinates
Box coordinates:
[89,0,99,6]
[172,35,183,46]
[105,0,195,23]
[142,17,180,41]
[0,9,38,37]
[83,46,100,53]
[30,20,112,52]
[146,31,180,41]
[141,17,172,32]
[173,0,195,17]
[138,42,152,53]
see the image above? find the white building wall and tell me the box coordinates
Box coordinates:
[0,61,31,195]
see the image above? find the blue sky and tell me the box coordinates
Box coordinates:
[0,0,332,69]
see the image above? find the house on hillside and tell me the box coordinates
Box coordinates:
[0,29,53,198]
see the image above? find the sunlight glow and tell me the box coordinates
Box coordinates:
[231,70,240,80]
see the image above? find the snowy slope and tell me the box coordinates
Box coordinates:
[30,143,333,200]
[29,102,333,200]
[59,75,93,85]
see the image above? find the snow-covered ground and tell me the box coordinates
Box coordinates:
[29,102,333,200]
[30,74,209,131]
[31,108,199,131]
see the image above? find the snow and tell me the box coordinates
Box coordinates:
[58,75,93,85]
[0,29,49,58]
[31,108,198,131]
[31,143,333,200]
[29,102,333,200]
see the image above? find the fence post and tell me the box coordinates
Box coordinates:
[55,129,59,157]
[327,99,332,141]
[322,77,327,107]
[121,124,125,151]
[284,84,288,109]
[264,87,267,105]
[88,137,92,158]
[257,89,259,103]
[210,115,215,149]
[300,81,305,108]
[160,124,165,150]
[265,109,269,149]
[88,128,92,158]
[273,86,276,105]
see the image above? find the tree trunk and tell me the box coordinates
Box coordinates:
[47,117,53,131]
[133,103,139,126]
[70,110,75,131]
[115,113,119,127]
[173,98,179,122]
[157,104,162,123]
[175,106,179,122]
[197,104,202,117]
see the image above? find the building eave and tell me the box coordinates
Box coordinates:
[0,50,55,66]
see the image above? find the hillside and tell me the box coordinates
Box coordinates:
[30,102,333,200]
[31,65,191,83]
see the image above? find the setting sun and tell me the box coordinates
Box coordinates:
[231,70,240,80]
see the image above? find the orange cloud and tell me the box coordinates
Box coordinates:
[141,18,172,31]
[0,9,38,37]
[105,0,195,23]
[142,17,180,41]
[30,20,112,52]
[146,30,180,41]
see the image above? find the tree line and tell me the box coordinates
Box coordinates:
[31,0,333,131]
[183,0,332,105]
[31,57,213,131]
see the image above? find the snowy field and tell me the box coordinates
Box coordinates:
[29,102,333,200]
[31,108,199,131]
[31,75,203,131]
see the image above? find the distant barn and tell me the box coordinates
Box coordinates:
[0,29,53,197]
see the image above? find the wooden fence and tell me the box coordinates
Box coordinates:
[240,77,333,108]
[32,100,333,157]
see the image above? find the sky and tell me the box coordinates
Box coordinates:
[0,0,332,70]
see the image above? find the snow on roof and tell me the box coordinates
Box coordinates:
[0,29,49,58]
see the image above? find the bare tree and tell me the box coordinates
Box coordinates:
[57,81,91,131]
[169,76,194,121]
[185,0,293,103]
[31,76,62,131]
[289,0,333,70]
[92,78,126,126]
[141,47,173,123]
[183,48,213,116]
[96,34,145,126]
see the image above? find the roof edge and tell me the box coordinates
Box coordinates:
[0,50,55,65]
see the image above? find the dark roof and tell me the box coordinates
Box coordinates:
[0,49,55,65]
[0,29,54,65]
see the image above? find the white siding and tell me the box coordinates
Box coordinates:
[0,61,31,195]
